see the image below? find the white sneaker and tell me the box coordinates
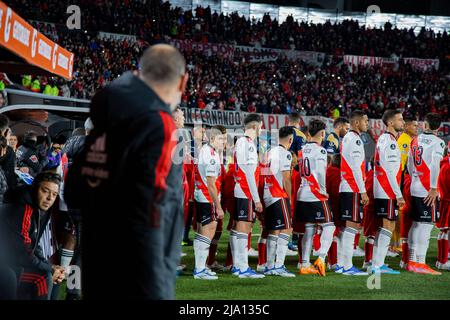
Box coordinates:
[341,266,368,276]
[193,268,218,280]
[361,261,371,271]
[353,247,365,257]
[256,263,267,272]
[238,267,265,279]
[248,248,259,257]
[207,261,226,272]
[177,264,186,272]
[205,267,217,276]
[274,266,296,278]
[399,260,408,270]
[436,261,450,271]
[297,262,302,270]
[386,249,399,257]
[286,248,298,256]
[263,267,278,275]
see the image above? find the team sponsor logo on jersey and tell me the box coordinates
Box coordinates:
[29,155,38,163]
[441,142,445,148]
[210,159,216,165]
[321,149,326,154]
[356,140,362,146]
[287,154,292,160]
[249,146,254,152]
[403,144,408,148]
[390,144,396,150]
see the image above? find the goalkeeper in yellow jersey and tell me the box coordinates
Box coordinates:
[392,117,418,254]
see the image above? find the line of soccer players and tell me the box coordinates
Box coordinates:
[184,110,449,279]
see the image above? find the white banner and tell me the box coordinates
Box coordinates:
[181,107,333,131]
[169,39,235,59]
[98,31,137,42]
[344,54,439,71]
[343,54,385,67]
[181,107,450,143]
[403,57,440,71]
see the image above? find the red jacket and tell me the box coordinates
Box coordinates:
[438,156,450,202]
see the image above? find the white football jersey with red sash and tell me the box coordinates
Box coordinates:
[194,144,223,203]
[408,133,445,198]
[339,130,366,194]
[263,145,292,207]
[297,142,328,202]
[234,136,260,201]
[374,132,402,200]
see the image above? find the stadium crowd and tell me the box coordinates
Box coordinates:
[8,0,450,59]
[3,0,449,121]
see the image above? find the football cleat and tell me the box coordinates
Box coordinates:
[436,261,450,271]
[238,267,265,279]
[313,258,326,276]
[299,265,319,275]
[361,261,372,271]
[406,261,425,274]
[417,263,442,275]
[274,265,296,277]
[379,265,400,274]
[342,266,368,276]
[231,266,240,276]
[288,241,298,252]
[193,268,218,280]
[263,267,279,275]
[399,260,408,270]
[256,263,267,272]
[334,264,344,274]
[369,265,400,275]
[207,261,226,272]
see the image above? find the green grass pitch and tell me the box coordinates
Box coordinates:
[176,215,450,300]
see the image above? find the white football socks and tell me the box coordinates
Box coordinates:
[318,223,336,262]
[372,227,393,268]
[194,233,211,272]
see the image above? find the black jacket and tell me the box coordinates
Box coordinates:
[16,142,48,177]
[0,146,16,191]
[0,186,52,273]
[68,71,180,299]
[63,135,86,165]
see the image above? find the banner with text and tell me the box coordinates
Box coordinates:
[0,1,74,79]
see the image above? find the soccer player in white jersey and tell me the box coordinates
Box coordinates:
[193,125,227,280]
[231,114,265,278]
[262,126,296,277]
[337,110,369,276]
[296,119,336,276]
[369,109,405,274]
[407,113,445,275]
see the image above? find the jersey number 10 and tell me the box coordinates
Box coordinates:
[299,157,311,177]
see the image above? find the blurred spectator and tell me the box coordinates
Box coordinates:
[16,131,49,177]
